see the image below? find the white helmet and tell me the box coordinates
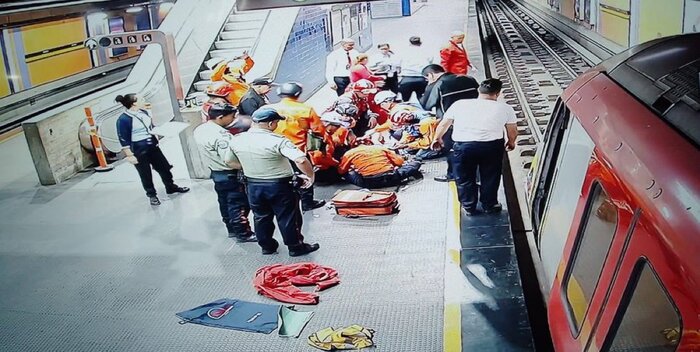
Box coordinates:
[373,90,397,105]
[321,111,351,128]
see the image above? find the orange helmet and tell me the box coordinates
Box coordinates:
[205,82,233,101]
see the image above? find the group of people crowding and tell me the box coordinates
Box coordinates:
[114,30,518,257]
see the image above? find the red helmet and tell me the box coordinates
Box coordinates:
[390,109,418,127]
[350,79,376,93]
[205,82,233,100]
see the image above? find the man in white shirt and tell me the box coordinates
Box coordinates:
[432,78,518,215]
[398,36,433,102]
[326,38,360,96]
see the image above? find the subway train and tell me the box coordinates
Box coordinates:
[526,33,700,351]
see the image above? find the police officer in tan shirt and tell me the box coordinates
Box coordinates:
[230,108,320,257]
[193,103,256,242]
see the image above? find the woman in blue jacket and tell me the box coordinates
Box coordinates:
[115,94,189,205]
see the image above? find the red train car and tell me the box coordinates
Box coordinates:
[527,33,700,351]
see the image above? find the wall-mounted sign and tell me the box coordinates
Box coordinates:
[237,0,379,11]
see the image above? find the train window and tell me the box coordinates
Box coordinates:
[565,183,617,333]
[538,117,595,289]
[603,261,681,352]
[531,99,570,230]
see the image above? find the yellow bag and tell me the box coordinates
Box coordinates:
[307,324,375,351]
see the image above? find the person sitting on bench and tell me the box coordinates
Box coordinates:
[338,144,422,189]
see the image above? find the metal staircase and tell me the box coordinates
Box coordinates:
[191,8,270,94]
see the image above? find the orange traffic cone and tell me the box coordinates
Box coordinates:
[84,107,114,172]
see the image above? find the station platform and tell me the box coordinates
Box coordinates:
[0,0,536,351]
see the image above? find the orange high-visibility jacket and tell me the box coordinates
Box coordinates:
[338,145,404,176]
[399,117,439,150]
[210,57,254,105]
[331,127,353,147]
[440,41,470,75]
[271,98,327,151]
[308,140,339,170]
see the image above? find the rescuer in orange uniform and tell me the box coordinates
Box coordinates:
[209,51,255,106]
[361,91,432,146]
[338,144,422,189]
[334,79,380,136]
[308,111,356,183]
[391,110,442,161]
[268,82,327,211]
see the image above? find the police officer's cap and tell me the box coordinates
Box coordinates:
[252,108,286,122]
[207,103,237,119]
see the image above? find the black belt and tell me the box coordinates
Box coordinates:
[210,169,240,175]
[246,176,293,183]
[132,137,155,145]
[454,139,504,144]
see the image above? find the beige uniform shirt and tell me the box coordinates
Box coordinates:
[193,122,239,171]
[230,128,306,179]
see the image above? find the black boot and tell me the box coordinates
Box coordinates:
[166,185,190,194]
[302,200,326,211]
[289,243,320,257]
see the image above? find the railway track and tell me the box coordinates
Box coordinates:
[478,0,595,171]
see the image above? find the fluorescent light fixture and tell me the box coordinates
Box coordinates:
[125,6,143,13]
[86,12,108,22]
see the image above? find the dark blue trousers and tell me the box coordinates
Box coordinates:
[246,179,304,251]
[211,170,253,237]
[452,139,505,210]
[345,161,422,189]
[132,141,175,197]
[443,126,455,178]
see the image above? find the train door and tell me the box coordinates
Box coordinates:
[533,109,595,293]
[547,150,636,351]
[582,214,696,352]
[529,99,569,232]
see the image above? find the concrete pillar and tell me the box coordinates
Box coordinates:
[179,107,210,179]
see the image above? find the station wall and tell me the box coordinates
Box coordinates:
[0,2,173,99]
[528,0,698,48]
[272,2,372,102]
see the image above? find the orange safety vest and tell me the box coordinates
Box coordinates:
[398,117,439,150]
[271,98,326,151]
[338,145,404,177]
[210,57,255,106]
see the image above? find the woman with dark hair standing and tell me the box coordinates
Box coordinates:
[115,94,189,205]
[369,43,400,93]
